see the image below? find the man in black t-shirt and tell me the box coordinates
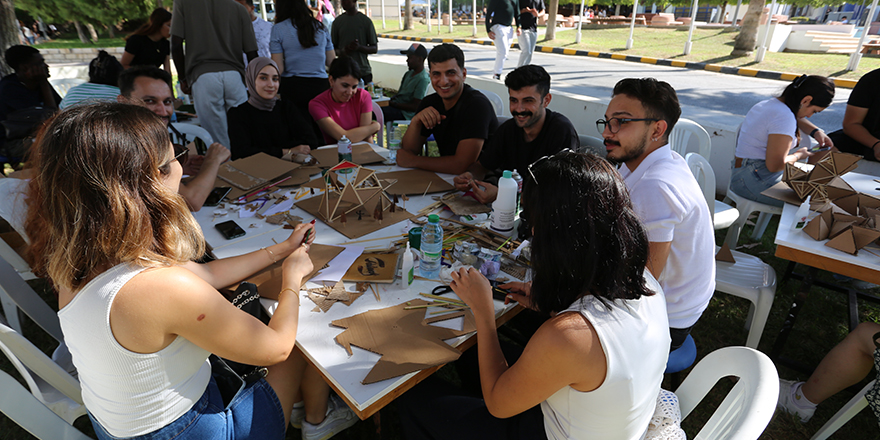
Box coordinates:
[830,68,880,161]
[397,44,499,175]
[0,45,60,157]
[453,65,579,204]
[517,0,544,67]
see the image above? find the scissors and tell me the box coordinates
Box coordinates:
[432,285,453,296]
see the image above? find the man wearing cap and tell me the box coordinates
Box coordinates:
[382,43,430,123]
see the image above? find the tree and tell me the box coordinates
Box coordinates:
[17,0,153,43]
[731,0,762,55]
[545,0,559,39]
[1,0,18,76]
[404,0,413,29]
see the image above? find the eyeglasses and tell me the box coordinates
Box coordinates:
[527,148,572,186]
[596,117,660,134]
[161,144,189,169]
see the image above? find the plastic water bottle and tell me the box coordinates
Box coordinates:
[337,135,352,173]
[387,122,401,163]
[420,214,443,279]
[490,170,517,234]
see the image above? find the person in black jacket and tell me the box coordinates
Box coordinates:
[227,57,318,160]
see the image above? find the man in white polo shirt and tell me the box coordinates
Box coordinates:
[601,77,715,350]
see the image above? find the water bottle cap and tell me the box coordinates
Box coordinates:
[427,214,439,223]
[502,170,512,179]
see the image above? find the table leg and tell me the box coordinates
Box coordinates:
[781,261,796,286]
[770,266,816,362]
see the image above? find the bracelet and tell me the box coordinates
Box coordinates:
[262,247,278,264]
[873,140,880,150]
[809,128,822,138]
[279,288,299,298]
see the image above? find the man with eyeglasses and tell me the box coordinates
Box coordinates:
[600,78,715,351]
[452,65,578,204]
[118,66,231,211]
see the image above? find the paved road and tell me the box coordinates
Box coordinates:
[378,37,851,132]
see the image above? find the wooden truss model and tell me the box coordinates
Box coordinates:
[317,161,398,223]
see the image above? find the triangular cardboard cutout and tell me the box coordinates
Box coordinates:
[784,163,808,182]
[826,229,858,255]
[331,299,477,384]
[311,143,386,168]
[375,170,456,196]
[715,243,736,263]
[835,193,861,216]
[852,225,880,250]
[224,244,344,299]
[829,221,855,239]
[829,151,862,175]
[860,194,880,212]
[803,212,830,241]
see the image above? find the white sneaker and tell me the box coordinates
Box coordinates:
[290,401,305,429]
[301,395,358,440]
[777,379,816,423]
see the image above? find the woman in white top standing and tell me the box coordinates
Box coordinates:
[398,151,671,440]
[729,75,836,207]
[24,103,357,440]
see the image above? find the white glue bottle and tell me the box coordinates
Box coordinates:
[793,195,812,230]
[399,242,414,290]
[490,170,517,234]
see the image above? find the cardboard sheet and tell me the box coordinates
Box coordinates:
[440,193,492,216]
[374,170,455,196]
[214,153,302,200]
[715,243,735,263]
[234,244,344,299]
[312,143,386,167]
[342,252,400,283]
[296,194,414,239]
[331,299,476,384]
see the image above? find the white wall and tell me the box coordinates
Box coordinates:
[370,55,740,195]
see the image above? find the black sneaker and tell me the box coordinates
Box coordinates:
[493,74,501,80]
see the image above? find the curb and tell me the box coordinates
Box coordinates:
[378,33,859,89]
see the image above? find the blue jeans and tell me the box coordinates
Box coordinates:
[89,376,285,440]
[728,158,784,208]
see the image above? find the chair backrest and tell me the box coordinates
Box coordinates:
[686,152,716,223]
[0,322,84,424]
[372,101,384,147]
[0,176,29,241]
[48,78,86,98]
[675,346,778,439]
[577,134,606,158]
[670,118,711,159]
[0,256,63,343]
[0,370,91,440]
[476,89,505,117]
[170,123,214,146]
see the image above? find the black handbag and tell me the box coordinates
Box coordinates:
[1,106,55,159]
[217,282,269,383]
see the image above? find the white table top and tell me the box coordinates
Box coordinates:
[193,144,520,417]
[775,171,880,272]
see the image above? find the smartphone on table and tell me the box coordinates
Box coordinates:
[204,186,232,207]
[215,220,246,240]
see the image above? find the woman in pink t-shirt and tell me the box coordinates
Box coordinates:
[308,56,379,145]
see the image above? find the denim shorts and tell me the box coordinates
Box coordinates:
[89,375,285,440]
[728,158,785,208]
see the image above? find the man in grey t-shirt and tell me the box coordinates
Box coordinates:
[171,0,258,147]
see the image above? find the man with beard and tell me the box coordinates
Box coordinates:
[453,65,578,204]
[118,66,231,211]
[601,77,715,351]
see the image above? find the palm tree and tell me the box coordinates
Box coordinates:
[731,0,763,55]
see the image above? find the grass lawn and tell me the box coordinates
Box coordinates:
[34,36,125,49]
[2,213,880,439]
[373,20,880,81]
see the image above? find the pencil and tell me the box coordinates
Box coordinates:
[302,219,316,245]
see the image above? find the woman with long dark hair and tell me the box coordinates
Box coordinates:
[730,75,836,207]
[271,0,335,140]
[122,8,172,71]
[398,151,671,440]
[25,103,357,440]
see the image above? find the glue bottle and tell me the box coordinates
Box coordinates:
[399,242,414,289]
[490,170,517,234]
[793,195,812,230]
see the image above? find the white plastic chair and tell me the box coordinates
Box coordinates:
[714,246,777,349]
[686,152,740,230]
[810,380,875,440]
[0,322,85,424]
[170,122,214,146]
[723,123,783,248]
[676,346,779,439]
[670,118,712,159]
[48,78,86,98]
[372,101,384,147]
[0,370,91,440]
[0,250,64,343]
[577,134,606,158]
[476,89,505,117]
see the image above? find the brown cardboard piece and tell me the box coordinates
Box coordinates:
[331,299,477,384]
[804,210,832,241]
[342,253,401,284]
[374,170,455,195]
[441,193,492,216]
[213,153,303,200]
[232,244,345,300]
[825,229,858,255]
[715,242,736,263]
[307,281,365,312]
[311,143,386,167]
[297,193,414,239]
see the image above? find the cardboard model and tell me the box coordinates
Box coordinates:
[331,299,477,384]
[715,243,736,263]
[296,161,415,239]
[440,192,492,216]
[374,170,455,196]
[342,252,400,283]
[307,280,365,312]
[781,153,862,202]
[311,143,386,168]
[232,244,345,300]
